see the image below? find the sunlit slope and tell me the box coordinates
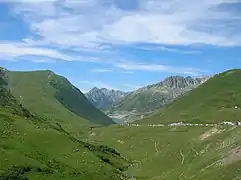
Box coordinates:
[142,69,241,124]
[0,112,130,180]
[0,74,130,179]
[7,69,114,125]
[88,125,241,180]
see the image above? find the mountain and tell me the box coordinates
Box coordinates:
[88,69,241,180]
[1,68,241,180]
[142,69,241,124]
[107,75,209,122]
[0,67,32,118]
[1,67,114,125]
[85,87,128,109]
[0,69,130,179]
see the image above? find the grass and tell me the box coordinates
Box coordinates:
[7,69,114,125]
[141,69,241,124]
[1,67,241,180]
[0,109,131,180]
[88,124,241,180]
[0,67,130,179]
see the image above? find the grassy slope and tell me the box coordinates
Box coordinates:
[109,89,177,113]
[0,72,130,179]
[0,110,131,180]
[86,69,241,179]
[7,70,114,125]
[88,125,241,180]
[141,69,241,124]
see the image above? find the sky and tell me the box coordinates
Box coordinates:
[0,0,241,92]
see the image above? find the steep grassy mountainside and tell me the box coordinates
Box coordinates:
[0,113,130,180]
[141,69,241,124]
[89,125,241,180]
[83,69,241,179]
[107,76,209,122]
[0,68,32,118]
[0,72,130,180]
[5,69,114,125]
[85,87,128,110]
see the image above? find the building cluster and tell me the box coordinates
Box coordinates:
[123,121,241,127]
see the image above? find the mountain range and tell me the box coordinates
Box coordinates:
[85,87,128,110]
[86,75,209,122]
[89,69,241,180]
[142,69,241,124]
[1,67,241,179]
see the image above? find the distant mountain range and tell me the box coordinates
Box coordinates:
[86,76,209,122]
[141,69,241,124]
[85,87,129,110]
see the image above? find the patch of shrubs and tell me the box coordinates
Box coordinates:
[0,166,52,180]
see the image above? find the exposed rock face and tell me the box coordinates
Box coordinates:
[85,87,128,110]
[107,76,210,122]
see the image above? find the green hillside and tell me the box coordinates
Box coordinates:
[2,68,241,180]
[4,69,114,125]
[80,69,241,179]
[0,72,130,180]
[141,69,241,124]
[89,125,241,180]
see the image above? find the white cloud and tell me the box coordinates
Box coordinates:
[134,45,201,54]
[0,42,103,62]
[10,0,241,48]
[90,68,113,73]
[90,68,134,74]
[1,0,56,2]
[115,62,201,76]
[0,42,68,60]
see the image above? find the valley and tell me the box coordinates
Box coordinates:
[1,67,241,180]
[86,76,209,122]
[1,1,240,179]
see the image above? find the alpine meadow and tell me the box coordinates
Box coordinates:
[1,0,241,180]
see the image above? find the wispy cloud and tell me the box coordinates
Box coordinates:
[0,42,103,63]
[90,68,134,74]
[90,68,113,73]
[134,45,201,54]
[9,0,241,49]
[2,0,239,80]
[115,62,202,76]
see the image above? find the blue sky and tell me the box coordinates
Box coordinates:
[0,0,241,92]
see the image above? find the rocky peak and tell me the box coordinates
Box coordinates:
[85,87,128,109]
[160,76,209,88]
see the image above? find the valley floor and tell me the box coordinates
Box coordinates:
[87,125,241,180]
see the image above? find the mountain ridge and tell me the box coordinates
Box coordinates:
[1,67,114,125]
[85,87,129,110]
[107,75,209,122]
[141,69,241,124]
[0,68,130,179]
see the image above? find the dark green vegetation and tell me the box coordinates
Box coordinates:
[142,69,241,124]
[0,110,130,180]
[0,68,130,180]
[5,68,114,125]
